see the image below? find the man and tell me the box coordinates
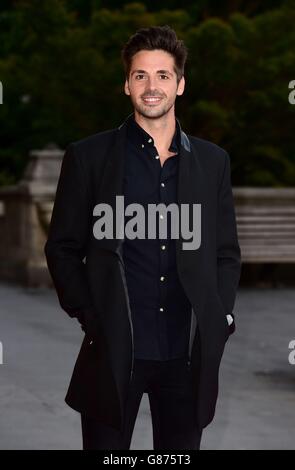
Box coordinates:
[44,25,241,450]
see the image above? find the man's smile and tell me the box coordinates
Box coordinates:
[142,96,163,105]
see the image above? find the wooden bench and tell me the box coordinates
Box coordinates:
[233,188,295,263]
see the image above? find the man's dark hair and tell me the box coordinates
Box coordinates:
[121,25,188,84]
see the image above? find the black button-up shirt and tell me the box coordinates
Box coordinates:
[122,113,192,361]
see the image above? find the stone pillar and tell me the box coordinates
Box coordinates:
[0,144,63,286]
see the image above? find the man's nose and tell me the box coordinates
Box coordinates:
[146,76,158,91]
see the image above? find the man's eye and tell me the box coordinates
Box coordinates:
[134,74,169,80]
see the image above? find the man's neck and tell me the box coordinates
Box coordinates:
[133,108,176,158]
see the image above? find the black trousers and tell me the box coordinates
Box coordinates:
[81,357,202,450]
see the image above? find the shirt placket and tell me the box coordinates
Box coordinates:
[146,136,171,359]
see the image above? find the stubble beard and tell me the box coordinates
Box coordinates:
[131,95,175,120]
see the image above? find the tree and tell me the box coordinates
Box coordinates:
[0,1,295,186]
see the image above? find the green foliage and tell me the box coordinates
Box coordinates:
[0,0,295,187]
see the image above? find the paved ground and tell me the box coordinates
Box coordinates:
[0,282,294,450]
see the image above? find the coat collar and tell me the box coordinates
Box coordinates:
[125,112,180,154]
[119,112,191,153]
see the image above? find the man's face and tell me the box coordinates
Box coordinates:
[124,49,185,119]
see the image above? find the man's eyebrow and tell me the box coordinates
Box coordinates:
[131,70,146,76]
[157,70,173,76]
[131,69,173,76]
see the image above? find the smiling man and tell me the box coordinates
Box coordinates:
[44,25,241,450]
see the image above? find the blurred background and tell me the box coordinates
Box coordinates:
[0,0,294,449]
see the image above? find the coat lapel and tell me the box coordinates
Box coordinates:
[95,116,128,255]
[176,130,205,279]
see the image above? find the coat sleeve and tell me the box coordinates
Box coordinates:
[216,150,242,331]
[44,142,94,318]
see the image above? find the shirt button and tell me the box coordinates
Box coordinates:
[141,144,145,148]
[161,245,166,250]
[155,155,160,159]
[159,214,164,220]
[161,182,165,187]
[148,138,153,143]
[159,307,164,312]
[160,276,165,281]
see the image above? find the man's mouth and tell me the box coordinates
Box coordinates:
[142,96,163,105]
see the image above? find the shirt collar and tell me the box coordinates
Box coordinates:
[126,112,180,154]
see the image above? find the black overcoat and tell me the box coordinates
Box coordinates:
[44,113,241,432]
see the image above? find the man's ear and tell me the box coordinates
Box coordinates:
[124,78,130,96]
[176,75,185,96]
